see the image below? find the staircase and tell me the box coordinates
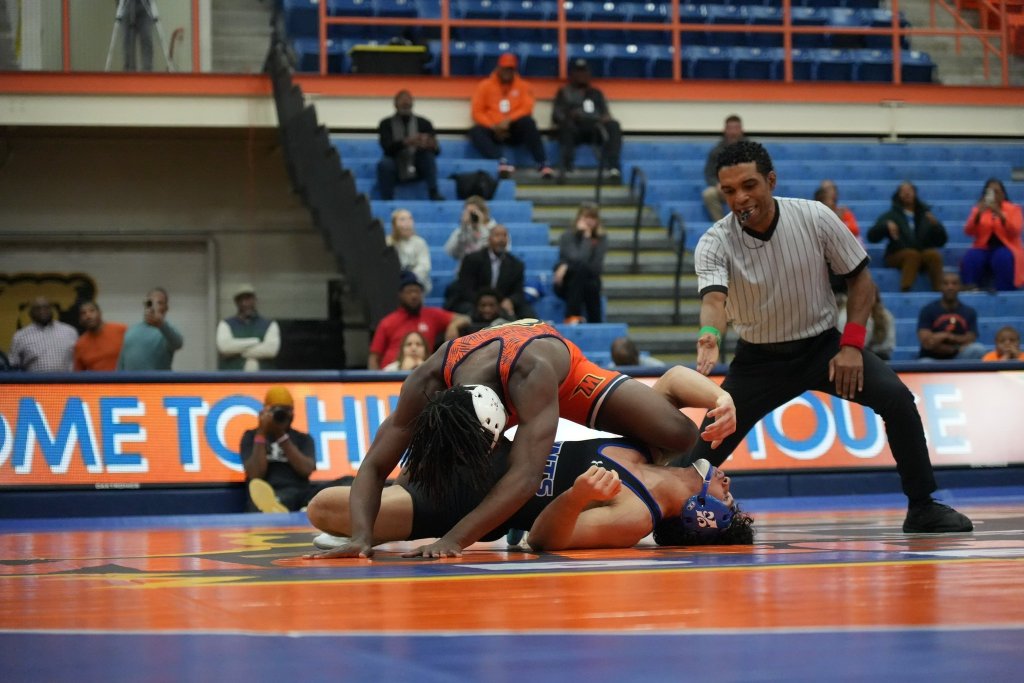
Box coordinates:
[515,171,708,365]
[211,0,273,74]
[897,0,1024,86]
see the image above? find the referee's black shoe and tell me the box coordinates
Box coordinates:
[903,500,974,533]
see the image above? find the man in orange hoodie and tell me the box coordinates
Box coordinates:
[468,53,553,179]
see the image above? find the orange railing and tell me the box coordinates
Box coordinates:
[314,0,1014,86]
[44,1,1014,85]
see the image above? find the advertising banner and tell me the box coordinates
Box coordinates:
[0,371,1021,488]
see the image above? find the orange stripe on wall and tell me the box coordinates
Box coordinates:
[1,72,1023,107]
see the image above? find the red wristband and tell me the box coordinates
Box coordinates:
[840,322,867,350]
[253,435,266,445]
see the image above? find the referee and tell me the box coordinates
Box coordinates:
[688,140,972,534]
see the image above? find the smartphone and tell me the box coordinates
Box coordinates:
[985,188,996,205]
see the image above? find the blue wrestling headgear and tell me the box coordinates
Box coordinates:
[681,459,735,536]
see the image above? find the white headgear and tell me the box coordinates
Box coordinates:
[464,384,507,448]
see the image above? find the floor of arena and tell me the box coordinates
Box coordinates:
[3,487,1023,682]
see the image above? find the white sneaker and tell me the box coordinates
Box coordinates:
[313,532,350,550]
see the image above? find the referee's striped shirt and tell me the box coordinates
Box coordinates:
[695,197,869,344]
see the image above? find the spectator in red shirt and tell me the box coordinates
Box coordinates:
[74,300,127,371]
[367,271,469,370]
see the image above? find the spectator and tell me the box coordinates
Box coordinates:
[702,115,746,222]
[552,58,623,180]
[74,300,127,371]
[608,336,666,369]
[376,90,443,201]
[382,331,430,372]
[446,224,536,320]
[117,287,183,370]
[868,181,948,292]
[444,195,499,264]
[815,179,860,239]
[120,0,154,72]
[917,271,987,360]
[455,287,513,336]
[554,203,608,323]
[8,296,77,372]
[367,271,469,370]
[216,284,280,371]
[961,178,1023,291]
[837,290,896,361]
[387,208,433,295]
[981,325,1024,361]
[240,386,318,513]
[468,52,553,179]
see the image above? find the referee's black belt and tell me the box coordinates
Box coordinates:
[737,330,833,355]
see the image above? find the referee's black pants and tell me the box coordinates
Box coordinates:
[689,328,936,504]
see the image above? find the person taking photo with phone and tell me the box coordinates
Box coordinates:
[117,286,184,370]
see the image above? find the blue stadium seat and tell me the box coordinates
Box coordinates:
[503,0,557,42]
[626,1,673,45]
[328,0,377,39]
[554,323,630,353]
[684,45,731,79]
[600,43,643,78]
[900,50,936,83]
[791,6,830,48]
[824,7,866,49]
[788,48,817,81]
[730,46,779,80]
[857,8,910,49]
[449,40,484,75]
[375,0,419,17]
[853,48,895,82]
[675,3,708,47]
[745,5,783,48]
[566,43,607,77]
[705,5,747,47]
[292,37,347,73]
[283,0,319,39]
[811,48,855,80]
[522,42,560,77]
[511,246,559,271]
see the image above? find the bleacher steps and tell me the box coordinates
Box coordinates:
[211,0,272,74]
[602,274,698,299]
[606,300,702,326]
[515,184,632,206]
[604,249,691,274]
[532,205,663,228]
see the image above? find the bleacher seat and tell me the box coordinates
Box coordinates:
[731,46,779,80]
[684,45,731,79]
[554,322,629,354]
[853,48,895,81]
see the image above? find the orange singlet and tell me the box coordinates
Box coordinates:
[441,319,627,429]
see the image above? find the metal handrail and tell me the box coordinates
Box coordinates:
[668,211,687,325]
[628,166,647,274]
[593,124,611,206]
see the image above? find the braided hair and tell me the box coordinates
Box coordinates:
[403,385,495,504]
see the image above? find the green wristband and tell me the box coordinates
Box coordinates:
[698,326,722,346]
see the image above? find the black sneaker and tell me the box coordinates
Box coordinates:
[903,501,973,533]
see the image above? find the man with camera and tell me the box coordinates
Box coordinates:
[239,386,319,513]
[117,286,184,370]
